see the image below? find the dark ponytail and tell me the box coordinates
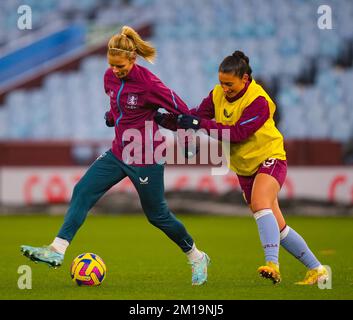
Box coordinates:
[219,50,252,79]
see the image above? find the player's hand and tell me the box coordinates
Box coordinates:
[154,112,178,131]
[104,111,115,127]
[154,111,165,125]
[177,114,201,130]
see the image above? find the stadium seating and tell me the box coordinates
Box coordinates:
[0,0,352,142]
[0,0,147,51]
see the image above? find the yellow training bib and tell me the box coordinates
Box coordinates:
[212,79,286,176]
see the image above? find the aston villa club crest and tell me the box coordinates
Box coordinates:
[127,94,138,105]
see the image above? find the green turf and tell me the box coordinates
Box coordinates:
[1,214,352,300]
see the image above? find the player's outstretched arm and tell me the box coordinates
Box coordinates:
[154,112,178,131]
[178,96,270,143]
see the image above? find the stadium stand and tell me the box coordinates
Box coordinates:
[0,0,352,161]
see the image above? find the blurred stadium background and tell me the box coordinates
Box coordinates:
[1,0,352,215]
[1,0,353,301]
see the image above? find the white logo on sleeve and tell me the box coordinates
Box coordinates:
[262,158,276,168]
[139,177,149,184]
[96,152,107,161]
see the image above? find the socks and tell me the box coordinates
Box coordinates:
[50,237,69,255]
[186,243,204,262]
[254,209,280,265]
[280,225,321,269]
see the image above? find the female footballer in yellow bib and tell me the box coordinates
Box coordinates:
[156,50,328,285]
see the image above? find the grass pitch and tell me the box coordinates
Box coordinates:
[1,214,352,300]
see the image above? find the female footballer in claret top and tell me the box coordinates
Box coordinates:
[21,26,210,286]
[156,50,329,285]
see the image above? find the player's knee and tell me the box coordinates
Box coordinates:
[146,207,172,227]
[142,200,168,217]
[72,181,90,199]
[250,199,272,213]
[147,214,166,227]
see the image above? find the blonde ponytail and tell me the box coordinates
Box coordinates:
[107,25,156,63]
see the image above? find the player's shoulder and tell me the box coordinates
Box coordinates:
[135,64,160,83]
[104,68,115,82]
[249,79,268,95]
[212,84,224,100]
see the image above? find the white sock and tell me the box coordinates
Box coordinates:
[186,243,204,262]
[315,265,325,272]
[50,237,69,255]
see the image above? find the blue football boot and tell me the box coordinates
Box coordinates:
[21,245,64,268]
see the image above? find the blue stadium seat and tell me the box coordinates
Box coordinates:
[1,0,352,142]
